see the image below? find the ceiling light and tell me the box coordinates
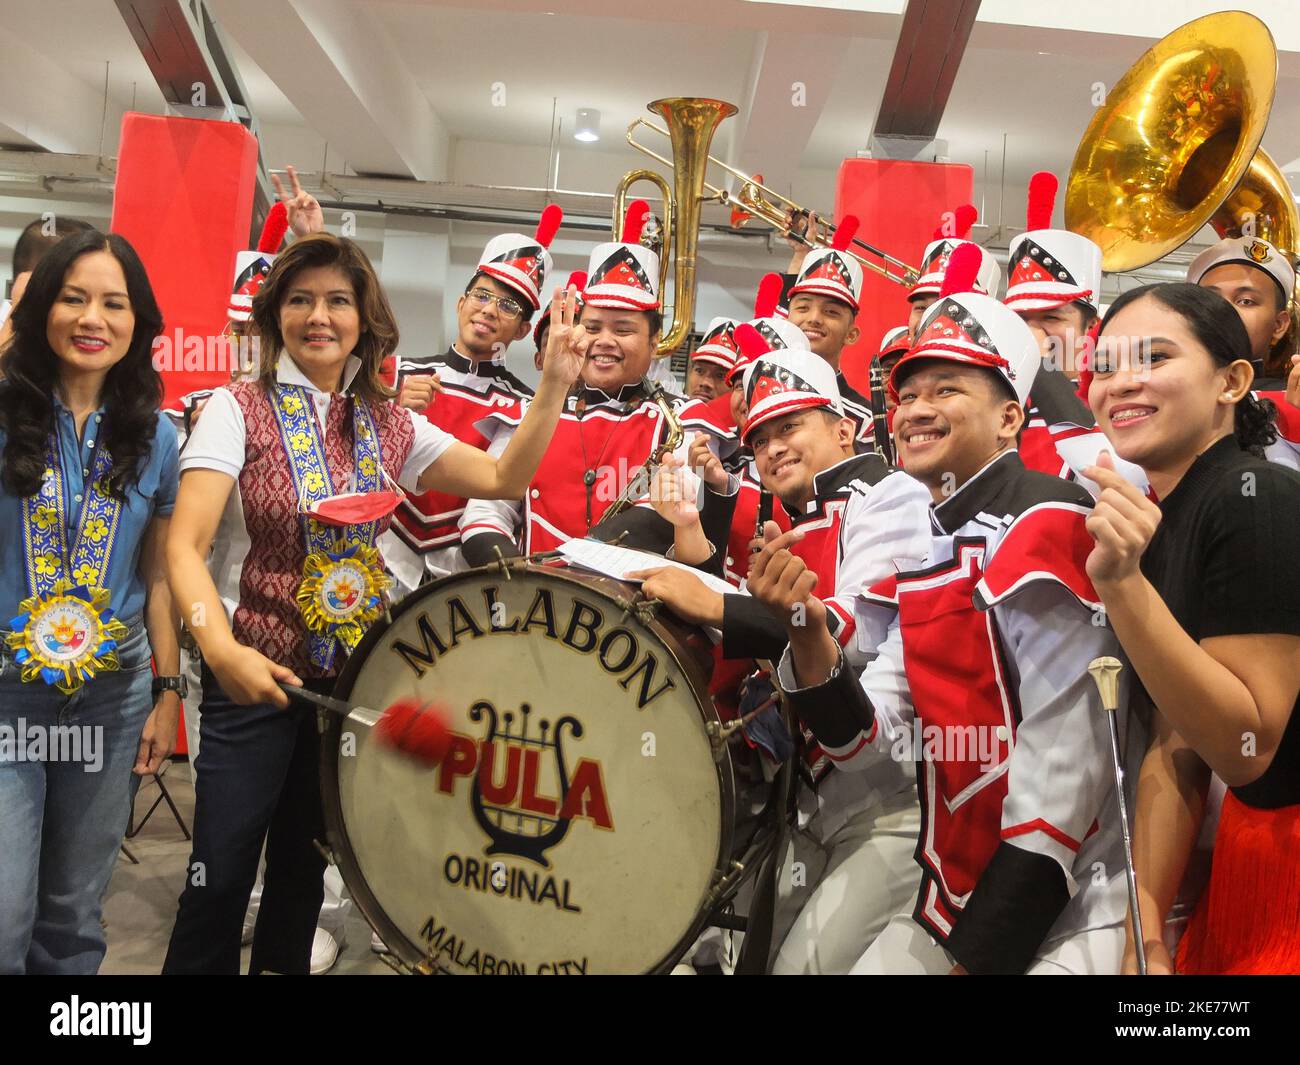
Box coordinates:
[574,108,601,143]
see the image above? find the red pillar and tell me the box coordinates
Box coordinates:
[833,159,974,396]
[111,113,259,409]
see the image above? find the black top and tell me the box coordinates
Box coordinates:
[1139,434,1300,808]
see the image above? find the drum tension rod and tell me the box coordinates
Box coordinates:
[706,696,779,757]
[312,837,338,867]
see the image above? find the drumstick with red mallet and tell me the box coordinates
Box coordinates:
[280,684,454,766]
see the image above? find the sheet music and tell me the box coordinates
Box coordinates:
[558,539,744,599]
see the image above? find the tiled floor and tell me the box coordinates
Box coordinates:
[101,760,391,975]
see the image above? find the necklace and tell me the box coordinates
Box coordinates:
[575,393,631,529]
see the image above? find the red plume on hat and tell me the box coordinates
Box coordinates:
[831,215,860,252]
[257,202,289,254]
[734,321,770,362]
[535,203,563,248]
[566,269,587,296]
[754,272,783,319]
[1025,172,1058,231]
[939,241,984,297]
[621,200,650,244]
[932,203,977,241]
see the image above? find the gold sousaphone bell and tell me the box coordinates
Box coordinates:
[1067,10,1298,274]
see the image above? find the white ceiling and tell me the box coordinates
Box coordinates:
[1,0,1299,241]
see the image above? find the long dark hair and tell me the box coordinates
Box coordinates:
[1100,282,1278,457]
[252,233,397,406]
[0,230,164,497]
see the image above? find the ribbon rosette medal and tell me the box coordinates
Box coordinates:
[8,582,128,692]
[297,542,388,652]
[7,445,128,692]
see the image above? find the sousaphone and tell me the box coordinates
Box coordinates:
[1066,10,1298,274]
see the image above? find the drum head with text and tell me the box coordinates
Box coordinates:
[325,565,731,974]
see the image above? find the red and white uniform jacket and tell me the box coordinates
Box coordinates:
[381,349,529,586]
[461,382,689,555]
[778,450,1132,972]
[716,453,933,837]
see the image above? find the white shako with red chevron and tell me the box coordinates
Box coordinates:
[476,203,563,311]
[778,243,1131,974]
[909,204,1001,299]
[384,207,562,587]
[894,243,1039,405]
[1004,172,1101,313]
[789,215,864,310]
[584,200,659,310]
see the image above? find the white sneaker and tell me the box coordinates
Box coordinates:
[310,927,343,975]
[370,930,388,954]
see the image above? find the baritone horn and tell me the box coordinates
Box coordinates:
[613,98,737,358]
[1066,10,1298,275]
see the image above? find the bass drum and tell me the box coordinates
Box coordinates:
[322,563,751,975]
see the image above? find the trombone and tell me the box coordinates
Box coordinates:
[623,115,920,289]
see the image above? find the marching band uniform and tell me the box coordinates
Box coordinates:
[775,277,1132,974]
[382,209,560,588]
[460,207,689,559]
[699,332,933,974]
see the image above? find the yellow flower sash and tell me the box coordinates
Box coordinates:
[269,385,389,671]
[7,428,127,691]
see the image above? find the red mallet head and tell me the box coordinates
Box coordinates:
[374,698,454,766]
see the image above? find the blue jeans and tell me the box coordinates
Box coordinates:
[0,618,152,975]
[161,665,330,975]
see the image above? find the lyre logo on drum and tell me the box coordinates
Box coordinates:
[437,699,614,870]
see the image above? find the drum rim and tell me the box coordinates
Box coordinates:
[320,559,738,975]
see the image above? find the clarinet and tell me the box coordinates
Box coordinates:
[868,360,895,466]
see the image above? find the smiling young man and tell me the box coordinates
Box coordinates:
[460,201,692,559]
[757,245,1134,975]
[632,323,933,974]
[382,207,561,590]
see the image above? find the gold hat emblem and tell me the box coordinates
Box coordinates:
[1248,239,1272,263]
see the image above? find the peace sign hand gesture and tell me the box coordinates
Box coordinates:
[541,283,588,389]
[271,164,325,237]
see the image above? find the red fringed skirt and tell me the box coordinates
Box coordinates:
[1177,789,1300,974]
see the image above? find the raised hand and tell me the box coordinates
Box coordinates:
[649,452,701,528]
[1082,450,1162,588]
[271,164,325,237]
[689,432,729,492]
[541,282,588,388]
[746,520,824,635]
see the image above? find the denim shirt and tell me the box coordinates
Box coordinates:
[0,397,179,632]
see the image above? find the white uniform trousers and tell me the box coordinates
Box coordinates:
[770,787,922,975]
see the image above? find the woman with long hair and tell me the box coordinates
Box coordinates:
[162,232,583,974]
[0,230,181,974]
[1083,281,1300,974]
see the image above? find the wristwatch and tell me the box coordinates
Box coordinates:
[152,675,189,700]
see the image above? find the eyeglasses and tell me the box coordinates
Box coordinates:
[467,287,525,321]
